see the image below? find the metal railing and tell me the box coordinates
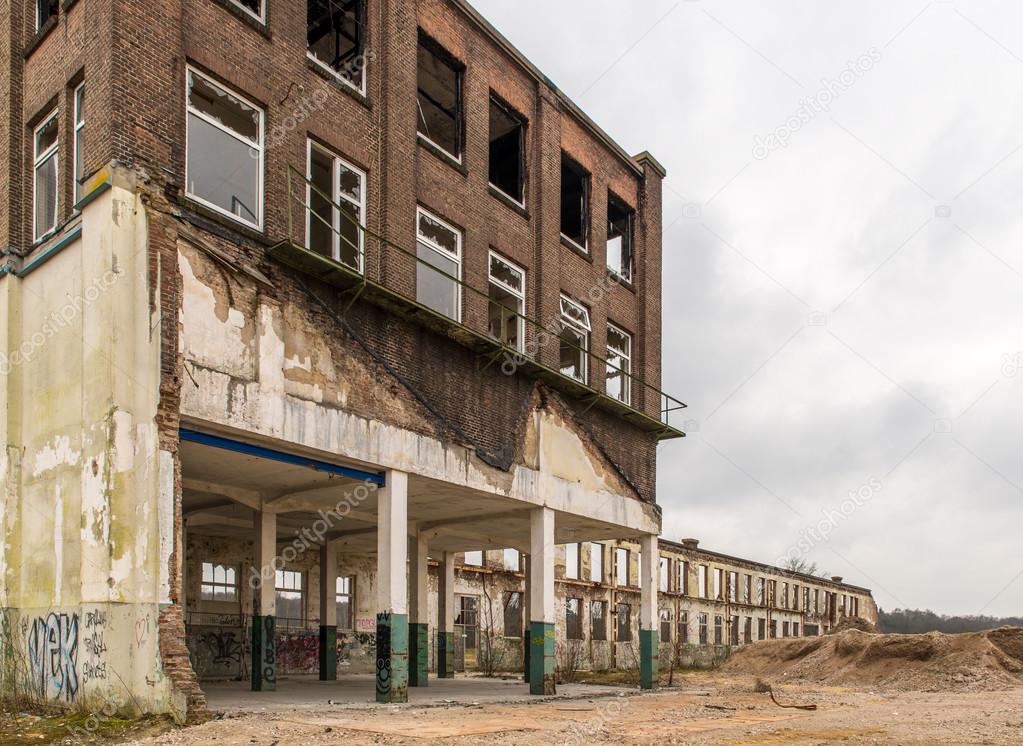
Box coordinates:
[277,166,687,436]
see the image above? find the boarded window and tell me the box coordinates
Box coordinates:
[417,33,463,159]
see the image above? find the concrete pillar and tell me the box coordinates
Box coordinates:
[436,552,456,679]
[640,534,659,690]
[376,470,409,703]
[318,541,338,681]
[251,510,277,691]
[521,553,530,682]
[528,508,555,695]
[409,532,429,687]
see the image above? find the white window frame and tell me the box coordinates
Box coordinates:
[33,109,59,242]
[415,206,463,322]
[606,322,632,405]
[184,66,264,231]
[487,251,526,352]
[229,0,265,23]
[306,0,367,96]
[36,0,56,31]
[306,139,366,273]
[200,562,238,602]
[335,575,355,631]
[73,83,85,206]
[559,294,591,383]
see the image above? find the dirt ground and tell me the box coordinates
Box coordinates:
[10,671,1014,745]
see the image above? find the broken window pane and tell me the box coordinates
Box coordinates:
[559,295,591,383]
[489,97,524,202]
[74,84,85,204]
[488,253,525,351]
[417,33,462,159]
[186,69,263,228]
[308,145,335,258]
[230,0,263,18]
[560,154,589,249]
[306,142,365,270]
[660,609,672,642]
[33,111,58,241]
[606,323,632,405]
[36,0,58,29]
[503,592,522,638]
[416,209,461,321]
[591,600,607,641]
[616,603,631,641]
[308,0,365,90]
[607,193,634,280]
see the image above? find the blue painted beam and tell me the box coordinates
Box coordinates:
[179,428,386,485]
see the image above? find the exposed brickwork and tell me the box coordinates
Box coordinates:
[157,603,209,722]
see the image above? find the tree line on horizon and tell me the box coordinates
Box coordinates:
[878,608,1023,634]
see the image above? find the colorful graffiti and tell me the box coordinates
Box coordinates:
[27,612,80,702]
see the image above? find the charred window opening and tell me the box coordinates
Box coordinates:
[36,0,58,30]
[308,0,365,91]
[229,0,264,21]
[607,192,634,280]
[489,96,525,203]
[417,32,463,160]
[560,154,589,249]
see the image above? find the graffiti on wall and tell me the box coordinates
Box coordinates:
[27,613,80,702]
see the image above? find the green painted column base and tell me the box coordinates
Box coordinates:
[640,629,659,690]
[437,631,455,679]
[522,629,529,683]
[376,613,409,703]
[319,625,337,681]
[409,622,429,687]
[251,615,277,691]
[528,621,555,696]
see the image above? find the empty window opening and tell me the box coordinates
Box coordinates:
[73,84,85,205]
[565,543,580,580]
[558,294,591,383]
[660,609,672,642]
[503,591,522,638]
[489,96,524,203]
[714,615,724,645]
[275,570,304,628]
[659,557,670,593]
[336,576,355,630]
[591,600,607,640]
[417,33,463,160]
[463,550,483,567]
[698,565,708,598]
[616,603,632,641]
[229,0,264,20]
[36,0,58,30]
[606,323,632,404]
[679,612,689,644]
[698,613,708,645]
[308,0,366,92]
[731,615,740,645]
[560,154,589,249]
[744,617,753,644]
[615,547,629,587]
[488,252,526,351]
[713,567,723,600]
[416,207,462,321]
[200,562,238,602]
[307,141,365,271]
[589,542,604,583]
[503,548,520,572]
[607,192,634,280]
[185,67,263,229]
[566,598,583,639]
[33,110,59,241]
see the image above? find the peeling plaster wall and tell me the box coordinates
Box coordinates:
[0,176,179,715]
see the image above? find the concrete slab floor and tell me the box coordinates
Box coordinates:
[201,674,635,712]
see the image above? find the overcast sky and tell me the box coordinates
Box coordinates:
[472,0,1023,617]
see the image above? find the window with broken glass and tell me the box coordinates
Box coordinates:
[560,154,589,250]
[36,0,58,30]
[33,110,59,241]
[489,96,525,203]
[558,294,591,383]
[307,140,365,271]
[606,192,634,281]
[606,323,632,405]
[591,600,607,640]
[229,0,264,22]
[308,0,366,92]
[566,598,583,640]
[660,608,672,642]
[417,32,463,160]
[416,208,462,321]
[488,252,526,352]
[503,592,522,638]
[616,603,631,642]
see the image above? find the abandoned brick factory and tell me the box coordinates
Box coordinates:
[0,0,876,722]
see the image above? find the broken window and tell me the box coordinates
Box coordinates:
[589,542,604,583]
[658,557,670,593]
[463,550,483,567]
[566,598,583,640]
[744,617,753,644]
[679,560,689,596]
[615,548,629,586]
[275,570,304,627]
[489,96,525,203]
[229,0,263,21]
[503,548,520,572]
[564,543,580,580]
[73,84,85,205]
[307,140,365,271]
[558,294,591,383]
[591,600,607,640]
[744,575,752,605]
[488,252,526,351]
[713,568,723,600]
[606,192,634,280]
[679,612,689,644]
[758,618,766,640]
[781,582,788,609]
[782,621,790,638]
[813,588,820,613]
[335,576,354,631]
[200,562,238,602]
[660,609,672,642]
[698,613,708,645]
[756,577,765,606]
[792,584,800,611]
[560,154,590,250]
[416,207,462,321]
[616,603,632,642]
[698,565,708,598]
[308,0,366,92]
[417,32,463,160]
[728,572,738,603]
[185,67,263,229]
[714,615,723,644]
[770,620,778,639]
[503,592,522,638]
[793,623,800,637]
[33,109,59,241]
[36,0,58,30]
[606,323,632,404]
[731,616,740,645]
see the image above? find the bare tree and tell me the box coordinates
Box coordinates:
[783,557,828,578]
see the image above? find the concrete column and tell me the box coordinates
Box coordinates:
[251,510,277,691]
[640,534,659,690]
[521,553,530,682]
[318,542,338,681]
[376,470,409,703]
[528,508,555,695]
[409,532,429,687]
[436,552,456,679]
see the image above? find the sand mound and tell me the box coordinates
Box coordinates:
[720,627,1023,692]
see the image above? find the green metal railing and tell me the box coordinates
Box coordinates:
[274,166,686,437]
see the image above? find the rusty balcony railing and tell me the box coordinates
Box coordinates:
[269,166,686,439]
